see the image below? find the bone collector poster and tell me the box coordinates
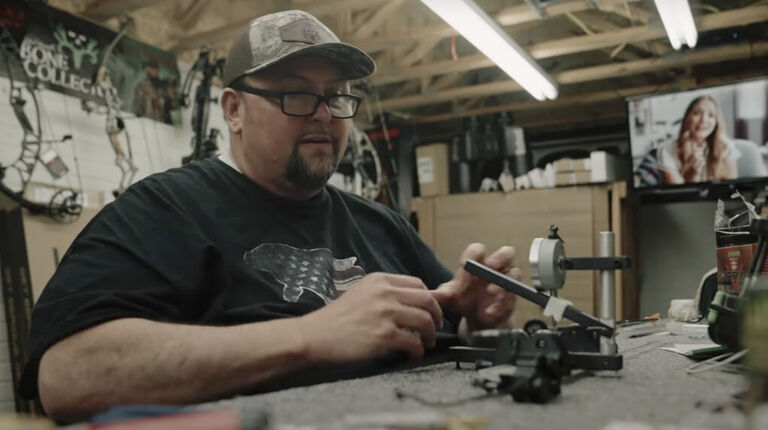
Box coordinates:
[1,1,182,125]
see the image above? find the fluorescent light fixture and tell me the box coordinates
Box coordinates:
[420,0,557,101]
[654,0,698,50]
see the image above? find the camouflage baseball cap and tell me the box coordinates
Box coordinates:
[222,10,376,87]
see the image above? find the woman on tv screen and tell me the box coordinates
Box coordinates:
[657,96,738,184]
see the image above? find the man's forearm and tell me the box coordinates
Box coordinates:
[38,317,310,420]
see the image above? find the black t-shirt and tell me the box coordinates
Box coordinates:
[21,158,453,397]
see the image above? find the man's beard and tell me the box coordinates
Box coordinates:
[285,145,339,191]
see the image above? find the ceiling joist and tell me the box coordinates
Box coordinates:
[83,0,161,21]
[351,0,404,40]
[354,0,643,53]
[416,82,694,123]
[371,4,768,87]
[417,68,768,124]
[398,39,443,68]
[44,0,768,127]
[378,40,768,111]
[170,0,389,53]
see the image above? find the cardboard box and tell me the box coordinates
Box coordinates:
[553,152,623,184]
[556,171,592,186]
[415,143,449,197]
[553,157,590,173]
[589,151,622,183]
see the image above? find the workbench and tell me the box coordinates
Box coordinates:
[201,328,745,429]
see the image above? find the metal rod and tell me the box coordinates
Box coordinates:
[599,231,616,321]
[598,231,618,355]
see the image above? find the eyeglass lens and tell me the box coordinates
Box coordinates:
[282,93,357,118]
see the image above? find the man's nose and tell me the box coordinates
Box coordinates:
[310,101,333,123]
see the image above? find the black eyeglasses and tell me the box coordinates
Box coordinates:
[231,82,362,119]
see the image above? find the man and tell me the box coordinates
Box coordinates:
[132,60,175,123]
[23,10,518,421]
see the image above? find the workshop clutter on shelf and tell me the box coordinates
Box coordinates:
[417,114,627,196]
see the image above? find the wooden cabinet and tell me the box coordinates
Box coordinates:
[412,182,637,326]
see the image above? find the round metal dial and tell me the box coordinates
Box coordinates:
[529,237,566,290]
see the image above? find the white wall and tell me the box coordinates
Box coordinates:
[0,70,229,200]
[0,66,229,412]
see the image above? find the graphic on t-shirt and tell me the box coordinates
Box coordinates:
[243,243,366,303]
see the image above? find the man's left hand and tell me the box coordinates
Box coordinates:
[431,243,520,332]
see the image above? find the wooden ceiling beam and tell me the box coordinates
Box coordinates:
[432,73,464,92]
[351,0,405,40]
[177,0,210,31]
[350,8,378,35]
[569,11,647,58]
[600,2,652,24]
[354,0,642,53]
[170,0,388,53]
[416,82,692,123]
[371,5,768,86]
[337,9,352,39]
[84,0,166,21]
[378,41,768,111]
[301,0,387,18]
[398,39,442,68]
[416,68,768,124]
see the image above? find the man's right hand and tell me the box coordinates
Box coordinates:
[298,273,443,362]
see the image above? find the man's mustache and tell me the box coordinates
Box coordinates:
[298,127,337,140]
[295,129,341,151]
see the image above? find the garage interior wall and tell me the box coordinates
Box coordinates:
[0,63,229,197]
[0,63,229,412]
[0,56,753,414]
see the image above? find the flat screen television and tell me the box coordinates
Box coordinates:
[629,78,768,190]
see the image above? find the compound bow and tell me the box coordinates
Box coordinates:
[179,48,225,165]
[83,17,137,197]
[343,126,382,201]
[0,18,82,221]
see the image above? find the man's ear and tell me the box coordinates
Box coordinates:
[221,88,243,134]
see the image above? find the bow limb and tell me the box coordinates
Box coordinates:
[0,18,82,221]
[91,17,138,196]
